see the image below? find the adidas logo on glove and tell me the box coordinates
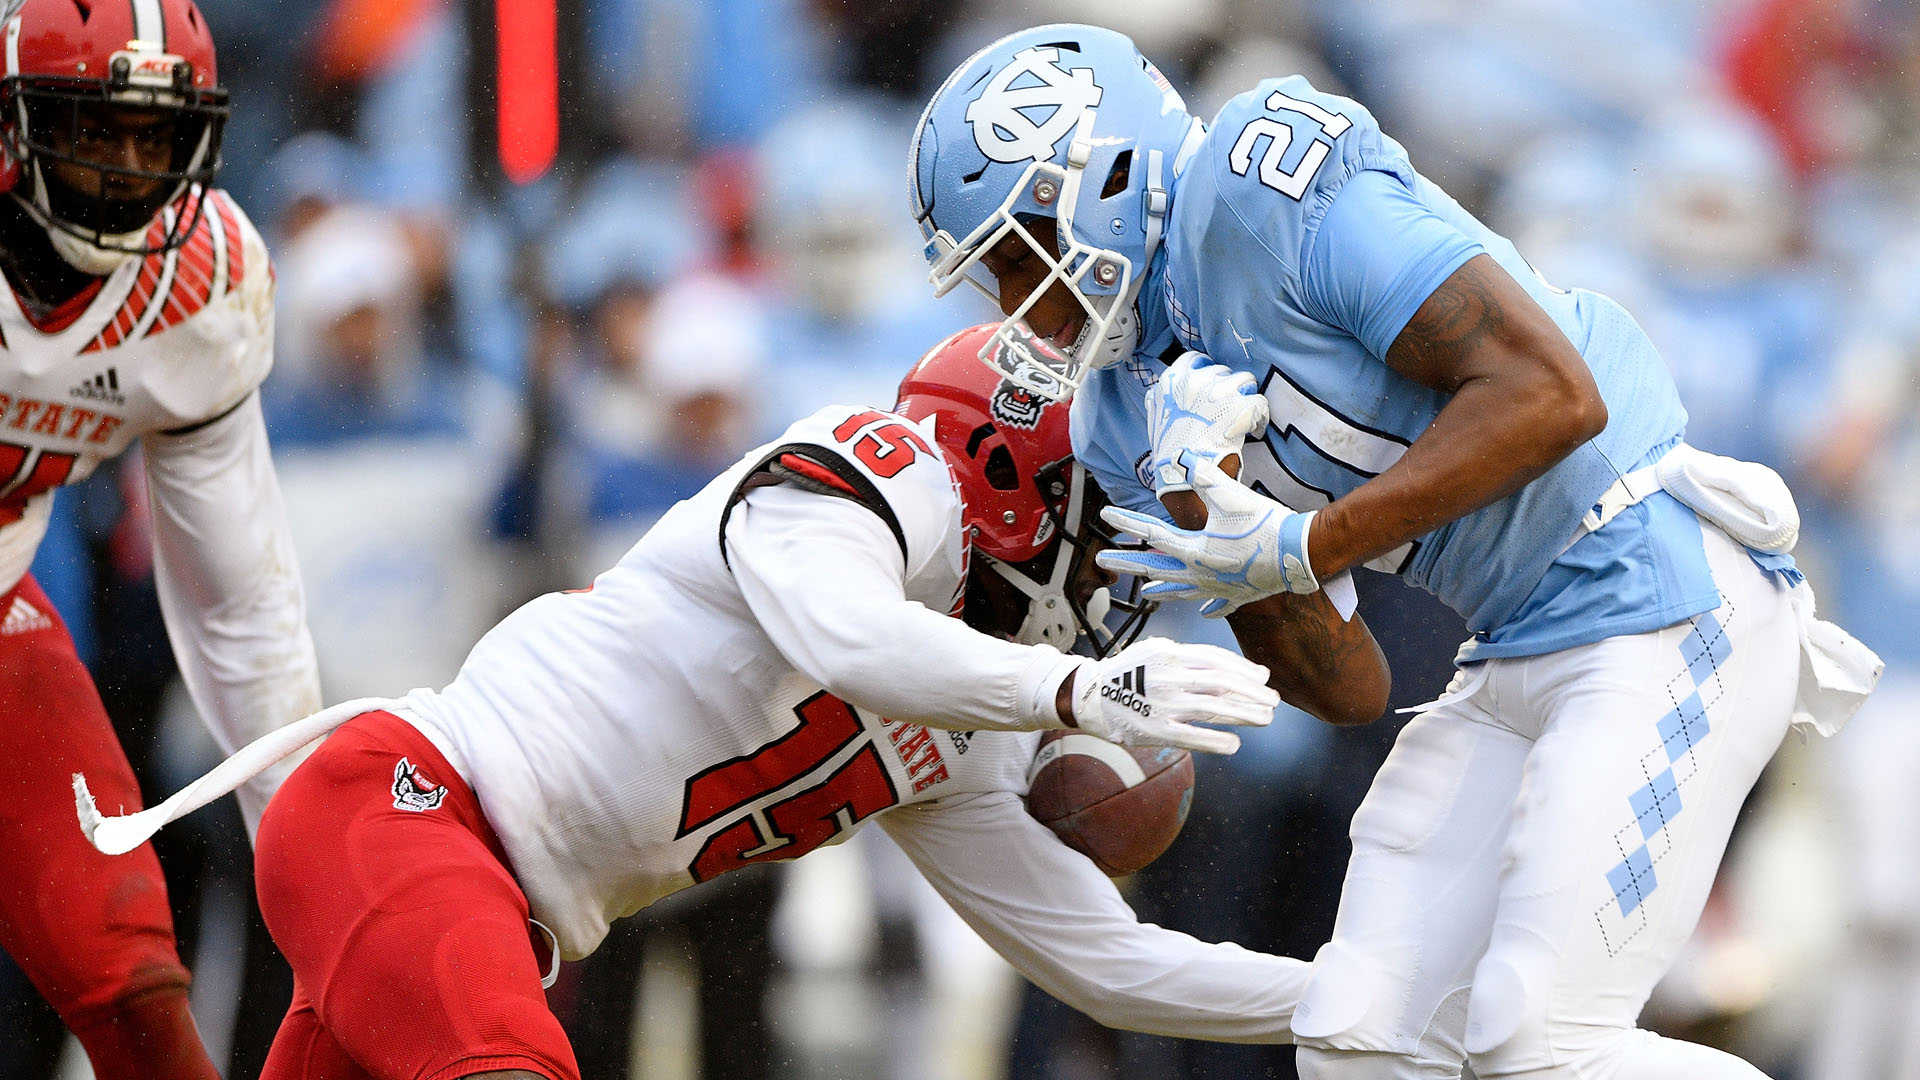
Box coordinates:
[1099,665,1151,716]
[1067,637,1277,756]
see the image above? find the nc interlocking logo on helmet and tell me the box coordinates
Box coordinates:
[963,47,1103,164]
[910,24,1201,400]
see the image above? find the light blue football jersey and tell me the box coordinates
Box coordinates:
[1072,76,1724,658]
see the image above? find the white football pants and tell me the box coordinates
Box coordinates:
[1296,525,1797,1080]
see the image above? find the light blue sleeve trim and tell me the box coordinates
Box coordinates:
[1300,169,1484,360]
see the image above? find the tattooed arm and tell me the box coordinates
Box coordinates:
[1305,253,1607,578]
[1226,592,1389,726]
[1158,458,1390,725]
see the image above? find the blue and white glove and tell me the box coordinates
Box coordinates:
[1147,352,1269,496]
[1097,452,1319,617]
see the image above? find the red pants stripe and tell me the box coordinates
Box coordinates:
[255,710,577,1080]
[0,574,217,1080]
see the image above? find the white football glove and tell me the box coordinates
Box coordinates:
[1097,452,1319,618]
[1067,636,1278,755]
[1147,351,1270,496]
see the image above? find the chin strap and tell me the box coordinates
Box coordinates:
[1142,147,1168,267]
[48,220,136,274]
[10,184,137,275]
[991,551,1079,650]
[11,152,177,275]
[992,458,1122,652]
[1070,299,1140,375]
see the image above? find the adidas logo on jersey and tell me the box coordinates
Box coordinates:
[70,368,125,406]
[0,595,54,636]
[1100,665,1151,716]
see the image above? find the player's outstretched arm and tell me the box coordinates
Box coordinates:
[879,792,1308,1044]
[731,483,1270,750]
[1309,253,1607,577]
[142,393,324,834]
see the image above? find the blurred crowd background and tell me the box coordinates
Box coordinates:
[5,0,1920,1077]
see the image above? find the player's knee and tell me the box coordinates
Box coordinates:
[1298,1046,1461,1080]
[1465,997,1676,1080]
[1292,940,1377,1041]
[59,978,202,1066]
[51,952,192,1029]
[1463,953,1535,1058]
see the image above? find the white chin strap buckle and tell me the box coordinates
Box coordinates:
[1015,589,1078,649]
[988,549,1079,649]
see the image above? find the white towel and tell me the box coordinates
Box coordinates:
[1787,581,1883,738]
[1654,445,1800,554]
[75,696,397,856]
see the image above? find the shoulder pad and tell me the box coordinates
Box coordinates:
[718,444,908,570]
[1204,76,1410,214]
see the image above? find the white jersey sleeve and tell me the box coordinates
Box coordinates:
[879,790,1307,1042]
[143,392,321,833]
[727,479,1079,733]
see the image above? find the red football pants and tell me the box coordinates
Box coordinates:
[254,710,578,1080]
[0,574,217,1080]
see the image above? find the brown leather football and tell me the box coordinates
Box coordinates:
[1024,730,1194,876]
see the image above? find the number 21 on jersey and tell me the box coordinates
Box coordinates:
[1228,89,1350,200]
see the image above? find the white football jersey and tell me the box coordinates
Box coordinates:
[394,404,1073,956]
[0,189,271,589]
[388,404,1307,1043]
[76,401,1304,1041]
[0,189,322,828]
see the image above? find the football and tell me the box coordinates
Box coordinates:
[1025,730,1194,876]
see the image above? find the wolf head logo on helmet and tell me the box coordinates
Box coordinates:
[990,379,1046,431]
[909,24,1203,399]
[984,319,1073,403]
[0,0,229,272]
[897,324,1152,657]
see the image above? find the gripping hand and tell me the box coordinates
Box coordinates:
[1097,452,1320,617]
[1147,352,1270,496]
[1067,636,1278,755]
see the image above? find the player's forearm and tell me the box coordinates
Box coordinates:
[1312,376,1598,574]
[1226,591,1387,726]
[729,488,1078,732]
[1020,929,1306,1043]
[803,595,1079,732]
[1310,256,1605,576]
[882,800,1305,1044]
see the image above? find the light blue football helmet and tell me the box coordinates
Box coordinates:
[909,24,1204,400]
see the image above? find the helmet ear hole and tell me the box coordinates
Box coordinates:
[983,443,1020,491]
[1100,150,1132,199]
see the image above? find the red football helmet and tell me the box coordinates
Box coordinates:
[0,0,227,263]
[896,323,1152,657]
